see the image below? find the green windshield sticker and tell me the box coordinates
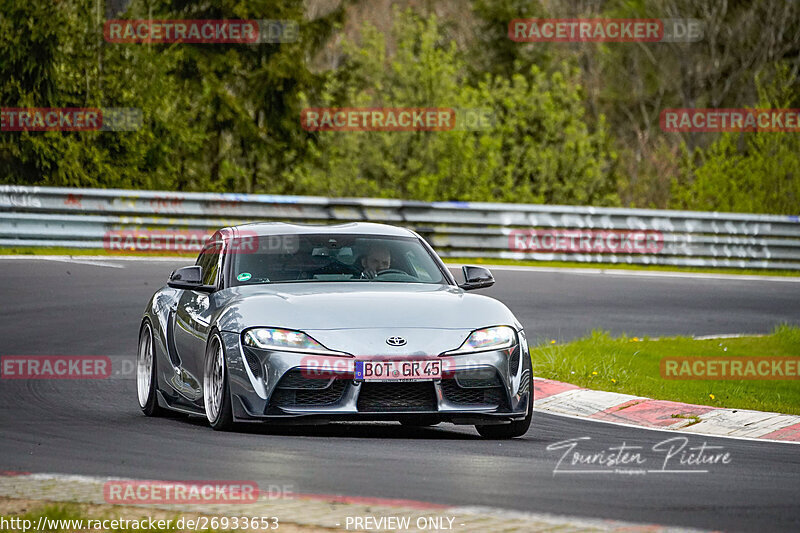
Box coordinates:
[237,272,252,282]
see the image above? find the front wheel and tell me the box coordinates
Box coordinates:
[203,331,234,431]
[137,320,164,417]
[475,373,533,439]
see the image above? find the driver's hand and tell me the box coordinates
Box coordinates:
[363,268,378,279]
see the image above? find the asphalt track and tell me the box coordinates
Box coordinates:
[1,257,800,532]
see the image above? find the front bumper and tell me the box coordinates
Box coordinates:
[220,330,532,425]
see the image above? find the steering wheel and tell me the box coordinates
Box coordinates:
[308,261,362,278]
[374,269,412,277]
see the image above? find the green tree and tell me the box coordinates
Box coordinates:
[287,9,618,205]
[0,0,343,192]
[467,0,800,210]
[671,66,800,214]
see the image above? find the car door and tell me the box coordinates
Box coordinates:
[171,240,223,402]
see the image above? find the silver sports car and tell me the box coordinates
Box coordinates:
[137,223,533,438]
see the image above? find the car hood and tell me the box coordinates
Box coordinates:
[215,282,519,350]
[217,282,521,356]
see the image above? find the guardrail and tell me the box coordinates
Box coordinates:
[1,185,799,270]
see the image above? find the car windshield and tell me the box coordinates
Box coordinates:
[228,233,446,286]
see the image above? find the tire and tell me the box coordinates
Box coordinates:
[137,320,164,417]
[203,331,234,431]
[475,372,533,439]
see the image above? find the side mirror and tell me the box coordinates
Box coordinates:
[168,266,214,292]
[458,265,495,291]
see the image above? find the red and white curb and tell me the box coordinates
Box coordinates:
[0,473,706,532]
[534,377,800,443]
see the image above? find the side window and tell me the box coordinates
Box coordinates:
[196,242,221,287]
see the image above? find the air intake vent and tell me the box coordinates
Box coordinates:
[276,369,332,390]
[441,379,508,409]
[357,382,437,412]
[508,347,520,375]
[454,368,502,388]
[269,380,346,407]
[242,348,262,379]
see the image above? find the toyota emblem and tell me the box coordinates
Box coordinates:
[386,336,407,346]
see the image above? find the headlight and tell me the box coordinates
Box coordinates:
[243,328,347,355]
[443,326,517,355]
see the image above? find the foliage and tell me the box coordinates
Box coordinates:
[671,66,800,214]
[0,0,344,192]
[286,10,618,205]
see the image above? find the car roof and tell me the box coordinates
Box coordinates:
[222,222,417,238]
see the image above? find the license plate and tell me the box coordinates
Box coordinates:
[355,360,441,381]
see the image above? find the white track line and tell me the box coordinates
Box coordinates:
[0,255,183,263]
[534,408,799,446]
[24,257,125,268]
[692,333,765,340]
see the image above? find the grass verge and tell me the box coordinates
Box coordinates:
[530,325,800,415]
[446,256,800,277]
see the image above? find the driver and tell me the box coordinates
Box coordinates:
[361,245,392,278]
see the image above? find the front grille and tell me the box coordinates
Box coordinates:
[455,369,503,388]
[269,380,346,407]
[441,379,508,408]
[357,382,437,412]
[276,369,331,390]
